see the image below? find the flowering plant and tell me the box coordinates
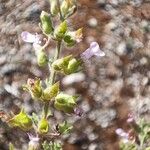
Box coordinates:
[1,0,105,149]
[116,113,150,150]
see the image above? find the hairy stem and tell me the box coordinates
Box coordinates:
[43,41,62,119]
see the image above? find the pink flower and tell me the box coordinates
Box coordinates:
[127,113,135,123]
[115,128,129,143]
[21,31,42,51]
[81,42,105,61]
[21,31,41,44]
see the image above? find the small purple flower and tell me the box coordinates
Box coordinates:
[21,31,41,44]
[127,113,135,123]
[115,128,129,143]
[21,31,42,51]
[74,107,83,117]
[80,42,105,61]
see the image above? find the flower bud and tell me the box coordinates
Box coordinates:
[61,0,77,18]
[54,21,67,40]
[37,49,48,67]
[24,78,43,100]
[54,93,77,113]
[52,55,72,71]
[40,11,53,35]
[38,118,49,134]
[64,28,83,47]
[66,58,81,74]
[8,109,32,131]
[49,0,59,16]
[42,82,59,101]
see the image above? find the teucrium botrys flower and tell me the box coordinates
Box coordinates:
[21,31,41,44]
[81,42,105,61]
[21,31,48,67]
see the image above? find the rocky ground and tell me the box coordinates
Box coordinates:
[0,0,150,150]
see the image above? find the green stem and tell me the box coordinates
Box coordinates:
[43,41,62,119]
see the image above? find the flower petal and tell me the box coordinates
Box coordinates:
[80,42,105,61]
[21,31,37,43]
[21,31,41,44]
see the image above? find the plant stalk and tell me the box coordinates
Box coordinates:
[43,41,62,119]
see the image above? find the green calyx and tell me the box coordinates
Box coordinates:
[40,11,53,35]
[8,109,32,131]
[38,118,49,134]
[52,55,81,75]
[54,21,67,40]
[37,49,48,67]
[23,78,43,100]
[61,0,77,18]
[54,93,77,113]
[49,0,59,16]
[42,82,59,101]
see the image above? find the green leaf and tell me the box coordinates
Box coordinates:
[58,121,73,134]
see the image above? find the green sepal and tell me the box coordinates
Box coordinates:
[8,109,32,131]
[58,121,73,134]
[54,21,67,40]
[49,0,59,16]
[61,0,77,18]
[38,118,49,134]
[24,78,43,100]
[64,33,76,47]
[66,58,81,74]
[54,93,77,113]
[42,82,59,101]
[52,55,72,71]
[37,49,48,67]
[64,28,83,47]
[40,11,53,35]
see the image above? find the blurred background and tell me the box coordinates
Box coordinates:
[0,0,150,149]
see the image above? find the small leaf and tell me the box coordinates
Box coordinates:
[58,121,73,134]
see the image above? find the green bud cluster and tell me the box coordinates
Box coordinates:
[23,78,59,102]
[52,55,81,74]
